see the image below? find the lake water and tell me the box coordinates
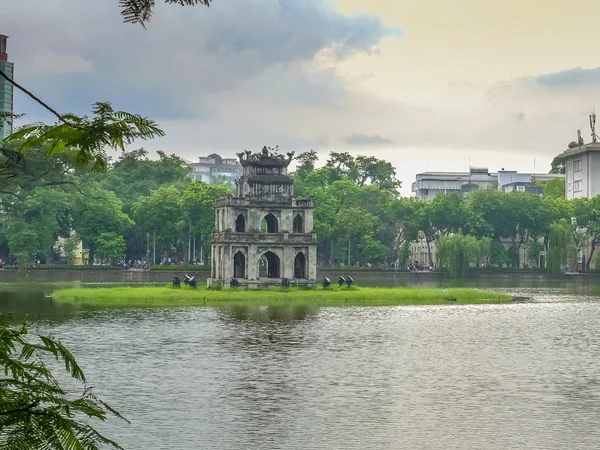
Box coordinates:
[3,279,600,449]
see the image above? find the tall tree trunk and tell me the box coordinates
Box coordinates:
[88,244,95,266]
[586,238,597,272]
[426,239,433,266]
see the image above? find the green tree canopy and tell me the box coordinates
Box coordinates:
[543,178,566,199]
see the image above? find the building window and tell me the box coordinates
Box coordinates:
[574,180,582,192]
[574,160,582,172]
[517,186,525,192]
[568,161,572,171]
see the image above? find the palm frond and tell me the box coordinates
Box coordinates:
[0,314,126,449]
[119,0,211,27]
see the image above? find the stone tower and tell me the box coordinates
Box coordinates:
[210,146,317,287]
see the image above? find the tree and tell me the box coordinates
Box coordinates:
[397,242,411,269]
[182,181,231,261]
[489,240,508,268]
[99,149,190,213]
[1,186,73,267]
[360,235,388,265]
[0,316,125,448]
[550,155,566,174]
[527,240,544,268]
[427,192,466,236]
[437,233,486,278]
[572,196,600,271]
[71,185,133,265]
[94,232,127,264]
[132,186,185,262]
[544,178,566,199]
[547,219,576,274]
[61,232,81,265]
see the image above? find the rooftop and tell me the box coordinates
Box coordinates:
[560,142,600,158]
[237,146,294,168]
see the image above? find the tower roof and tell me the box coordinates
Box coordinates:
[236,146,294,168]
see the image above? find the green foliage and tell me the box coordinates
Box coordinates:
[0,315,125,448]
[361,235,388,265]
[594,251,600,271]
[5,102,164,174]
[94,232,127,263]
[182,181,232,250]
[397,242,411,268]
[550,155,566,174]
[62,232,81,265]
[99,149,191,213]
[0,137,583,275]
[547,219,576,274]
[71,184,133,264]
[544,178,566,199]
[526,240,544,268]
[437,233,489,278]
[489,240,508,267]
[119,0,211,27]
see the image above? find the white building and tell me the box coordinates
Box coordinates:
[188,153,242,186]
[560,142,600,200]
[412,167,564,200]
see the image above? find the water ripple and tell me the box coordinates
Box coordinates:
[34,302,600,449]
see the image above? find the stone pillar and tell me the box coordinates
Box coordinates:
[219,246,224,280]
[308,244,317,280]
[282,246,291,279]
[211,245,215,278]
[248,244,259,280]
[224,246,232,280]
[305,210,314,234]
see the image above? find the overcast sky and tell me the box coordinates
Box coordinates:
[4,0,600,194]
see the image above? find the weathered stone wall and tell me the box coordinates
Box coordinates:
[212,163,317,284]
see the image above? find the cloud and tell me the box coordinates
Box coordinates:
[5,0,399,122]
[344,134,396,146]
[534,67,600,89]
[7,0,597,195]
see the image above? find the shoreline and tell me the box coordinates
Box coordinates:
[51,286,513,308]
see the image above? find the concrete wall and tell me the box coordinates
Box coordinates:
[566,153,590,199]
[2,268,591,286]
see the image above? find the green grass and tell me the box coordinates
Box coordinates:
[51,285,512,309]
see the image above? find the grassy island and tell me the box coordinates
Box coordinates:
[51,286,512,309]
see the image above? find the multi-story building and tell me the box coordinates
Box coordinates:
[411,167,563,200]
[560,141,600,200]
[188,153,242,187]
[0,35,14,141]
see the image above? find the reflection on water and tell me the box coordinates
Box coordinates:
[217,304,318,323]
[3,280,600,449]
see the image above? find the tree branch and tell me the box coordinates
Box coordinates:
[0,69,71,125]
[0,190,22,198]
[0,401,40,416]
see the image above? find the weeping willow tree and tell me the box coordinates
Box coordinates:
[437,233,491,278]
[547,219,577,274]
